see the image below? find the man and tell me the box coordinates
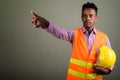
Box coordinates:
[30,2,113,80]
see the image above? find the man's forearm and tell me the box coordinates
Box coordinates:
[45,23,74,41]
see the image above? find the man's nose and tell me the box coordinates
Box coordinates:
[86,16,90,20]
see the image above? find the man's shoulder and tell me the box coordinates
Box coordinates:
[97,29,108,37]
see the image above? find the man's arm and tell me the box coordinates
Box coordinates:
[30,11,74,42]
[45,23,74,41]
[93,37,113,75]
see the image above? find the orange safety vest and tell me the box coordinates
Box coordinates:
[67,28,108,80]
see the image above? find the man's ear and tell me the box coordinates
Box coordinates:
[95,16,98,22]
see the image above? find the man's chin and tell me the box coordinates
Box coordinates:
[84,25,94,30]
[85,25,92,28]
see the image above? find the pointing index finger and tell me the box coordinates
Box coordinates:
[31,11,38,17]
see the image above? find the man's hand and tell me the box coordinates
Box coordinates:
[30,11,49,29]
[93,64,111,75]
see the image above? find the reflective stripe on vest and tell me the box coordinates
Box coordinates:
[70,58,93,68]
[69,58,101,79]
[68,69,101,79]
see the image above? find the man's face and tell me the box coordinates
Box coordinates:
[81,8,97,29]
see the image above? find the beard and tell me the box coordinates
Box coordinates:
[83,22,95,32]
[84,21,95,28]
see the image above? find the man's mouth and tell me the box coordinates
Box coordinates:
[86,22,91,25]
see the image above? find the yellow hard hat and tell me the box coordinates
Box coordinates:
[98,45,116,68]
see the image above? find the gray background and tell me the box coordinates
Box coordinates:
[0,0,120,80]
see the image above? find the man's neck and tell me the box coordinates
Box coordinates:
[85,27,94,35]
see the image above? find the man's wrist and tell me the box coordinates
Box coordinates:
[41,17,49,29]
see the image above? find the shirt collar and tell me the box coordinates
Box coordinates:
[82,26,97,34]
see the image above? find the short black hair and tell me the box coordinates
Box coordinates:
[82,2,98,15]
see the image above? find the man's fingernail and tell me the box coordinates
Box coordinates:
[31,11,33,14]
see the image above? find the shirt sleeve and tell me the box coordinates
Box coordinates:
[44,22,74,42]
[106,37,111,48]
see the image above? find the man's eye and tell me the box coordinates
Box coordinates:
[90,15,93,18]
[83,15,87,18]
